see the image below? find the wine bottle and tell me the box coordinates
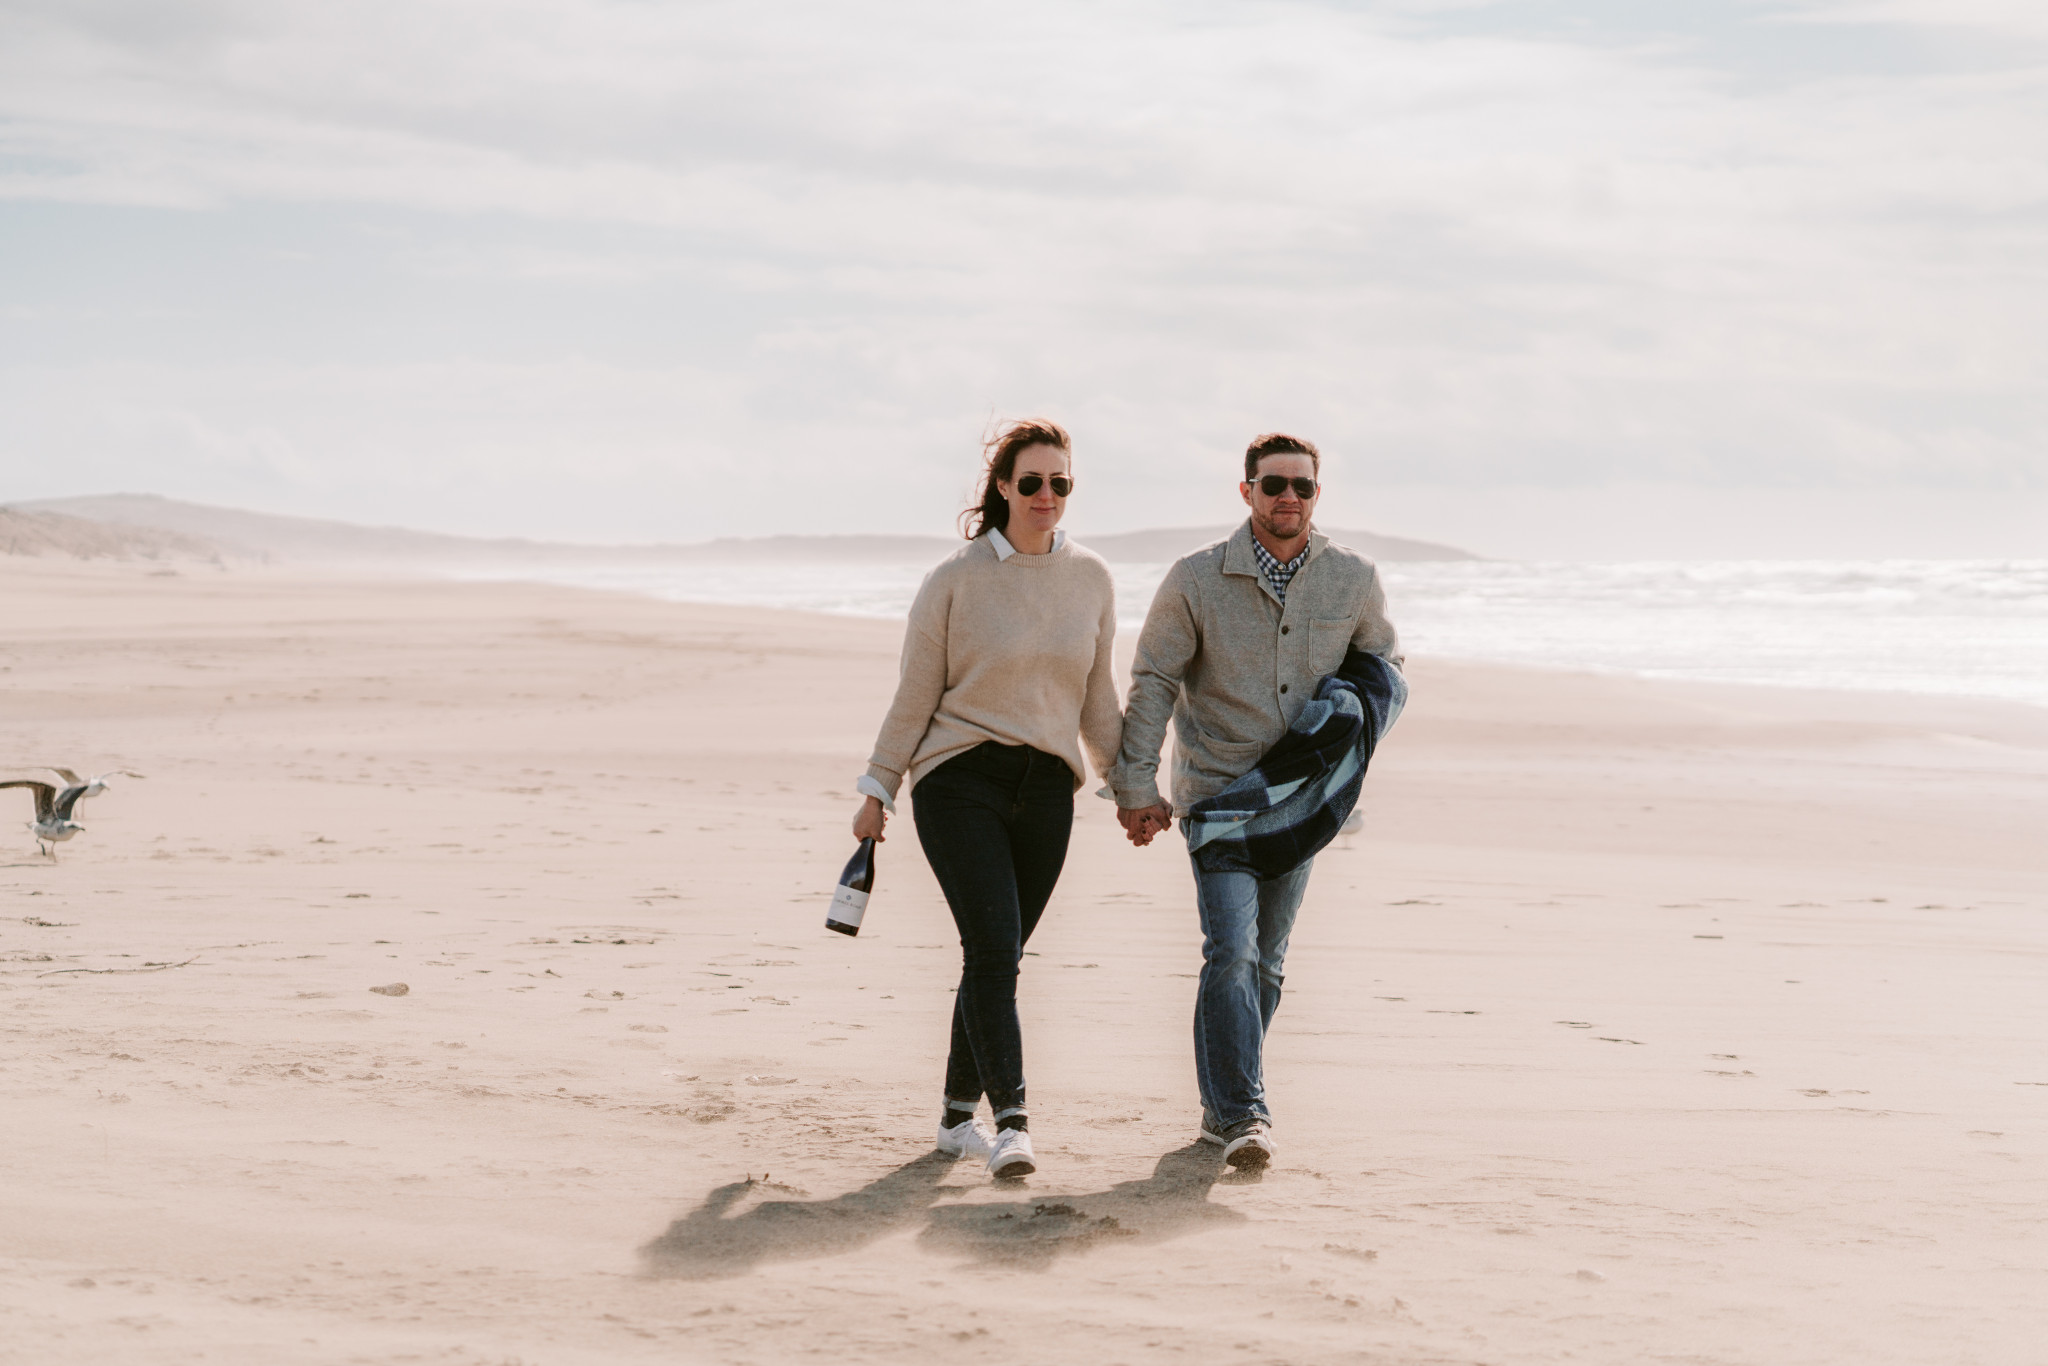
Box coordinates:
[826,837,875,937]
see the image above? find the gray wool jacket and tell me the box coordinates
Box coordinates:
[1111,520,1403,815]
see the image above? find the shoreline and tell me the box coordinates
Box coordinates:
[439,555,2048,713]
[11,549,2048,722]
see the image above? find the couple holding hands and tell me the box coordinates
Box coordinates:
[852,420,1403,1180]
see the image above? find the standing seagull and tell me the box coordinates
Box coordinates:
[0,768,144,857]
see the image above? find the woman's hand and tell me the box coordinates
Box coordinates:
[1117,803,1173,847]
[852,795,888,843]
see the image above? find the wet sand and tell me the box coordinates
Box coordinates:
[3,555,2045,1364]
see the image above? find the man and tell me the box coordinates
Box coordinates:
[1113,433,1402,1170]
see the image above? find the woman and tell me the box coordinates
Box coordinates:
[853,418,1121,1180]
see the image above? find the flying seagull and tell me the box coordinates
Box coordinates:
[1,768,144,857]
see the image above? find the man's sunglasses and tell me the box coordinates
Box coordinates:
[1015,474,1073,497]
[1253,475,1318,499]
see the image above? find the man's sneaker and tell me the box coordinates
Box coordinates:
[1198,1115,1226,1146]
[1220,1119,1275,1171]
[936,1116,996,1162]
[986,1126,1036,1179]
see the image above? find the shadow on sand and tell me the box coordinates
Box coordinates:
[919,1142,1249,1270]
[640,1143,1246,1279]
[639,1152,956,1280]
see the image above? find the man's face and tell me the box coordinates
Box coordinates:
[1240,452,1319,542]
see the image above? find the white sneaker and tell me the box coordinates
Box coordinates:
[986,1126,1036,1179]
[936,1116,996,1162]
[1222,1120,1275,1171]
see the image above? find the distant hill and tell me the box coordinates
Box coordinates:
[15,494,1477,566]
[0,506,221,562]
[16,494,581,565]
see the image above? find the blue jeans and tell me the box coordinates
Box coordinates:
[1187,843,1314,1131]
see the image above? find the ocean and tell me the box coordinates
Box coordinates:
[466,555,2048,708]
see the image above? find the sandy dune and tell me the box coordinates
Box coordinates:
[0,508,219,564]
[2,556,2044,1365]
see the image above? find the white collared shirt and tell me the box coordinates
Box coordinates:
[985,526,1067,561]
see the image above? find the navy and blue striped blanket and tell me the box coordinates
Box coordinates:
[1183,648,1407,878]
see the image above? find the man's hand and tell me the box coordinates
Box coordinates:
[1116,803,1174,847]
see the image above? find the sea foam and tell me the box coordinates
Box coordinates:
[456,555,2048,707]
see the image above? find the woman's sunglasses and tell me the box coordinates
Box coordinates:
[1015,474,1073,497]
[1254,475,1318,499]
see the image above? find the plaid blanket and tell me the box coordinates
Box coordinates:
[1184,648,1406,878]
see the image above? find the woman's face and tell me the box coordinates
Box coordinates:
[997,444,1072,540]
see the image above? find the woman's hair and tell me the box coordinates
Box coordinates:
[960,418,1072,540]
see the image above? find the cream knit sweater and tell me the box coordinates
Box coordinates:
[863,534,1122,804]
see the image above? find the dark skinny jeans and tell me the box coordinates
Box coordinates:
[911,742,1074,1115]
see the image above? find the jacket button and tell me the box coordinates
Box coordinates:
[1280,625,1290,634]
[1280,684,1289,694]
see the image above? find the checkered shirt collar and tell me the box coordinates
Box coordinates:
[1250,534,1310,601]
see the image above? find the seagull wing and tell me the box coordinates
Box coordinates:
[45,767,83,784]
[0,780,57,823]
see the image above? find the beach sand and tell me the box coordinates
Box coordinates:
[3,556,2045,1365]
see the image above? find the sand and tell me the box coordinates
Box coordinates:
[2,554,2045,1365]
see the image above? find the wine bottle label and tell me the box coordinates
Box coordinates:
[828,883,868,928]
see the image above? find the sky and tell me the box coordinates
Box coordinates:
[2,0,2045,557]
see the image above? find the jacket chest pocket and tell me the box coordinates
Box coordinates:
[1309,616,1353,674]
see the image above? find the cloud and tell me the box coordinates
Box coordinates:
[1,0,2043,543]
